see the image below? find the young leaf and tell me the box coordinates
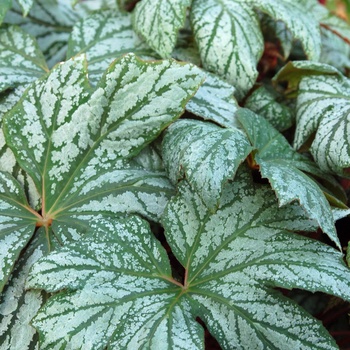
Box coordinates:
[162,119,252,210]
[132,0,191,58]
[67,9,156,85]
[27,170,350,349]
[186,72,241,129]
[0,229,49,350]
[0,25,48,93]
[295,73,350,175]
[27,216,204,350]
[238,108,342,249]
[3,54,203,238]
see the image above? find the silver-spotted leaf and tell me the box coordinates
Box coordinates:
[4,0,91,68]
[320,27,350,73]
[67,9,156,85]
[132,0,191,58]
[244,86,294,131]
[0,171,38,294]
[295,73,350,175]
[0,25,48,93]
[27,217,204,350]
[238,108,341,249]
[162,169,350,349]
[191,0,263,99]
[17,0,34,16]
[191,0,321,98]
[3,54,203,239]
[26,170,350,349]
[253,0,321,60]
[162,119,252,210]
[0,229,49,350]
[273,60,342,94]
[186,72,240,129]
[310,0,350,45]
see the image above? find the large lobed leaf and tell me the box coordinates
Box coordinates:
[3,53,203,238]
[26,167,350,349]
[27,217,204,350]
[0,53,203,346]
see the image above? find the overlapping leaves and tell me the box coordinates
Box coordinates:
[275,61,350,175]
[238,108,342,248]
[3,53,202,236]
[4,0,95,67]
[26,167,350,349]
[0,52,202,348]
[295,72,350,175]
[162,119,252,210]
[133,0,190,58]
[67,9,156,85]
[0,25,48,93]
[190,0,320,98]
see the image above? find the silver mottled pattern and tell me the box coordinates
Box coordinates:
[67,9,155,85]
[133,0,191,58]
[238,109,341,249]
[162,119,252,210]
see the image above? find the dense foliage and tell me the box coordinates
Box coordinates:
[0,0,350,349]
